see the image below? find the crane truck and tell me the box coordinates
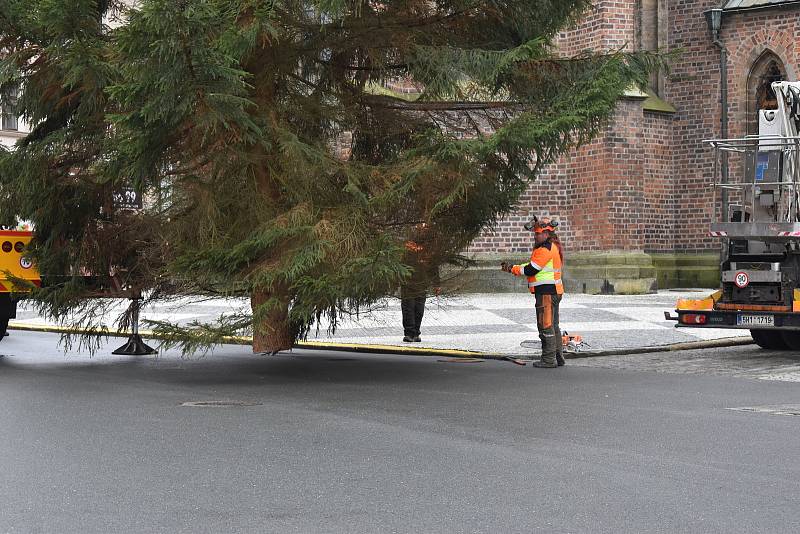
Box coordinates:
[668,81,800,350]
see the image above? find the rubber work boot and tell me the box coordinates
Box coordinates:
[412,336,421,342]
[532,360,558,368]
[403,336,414,342]
[556,353,565,367]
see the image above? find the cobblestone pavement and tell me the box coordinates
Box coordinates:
[11,289,750,355]
[11,292,800,384]
[569,344,800,383]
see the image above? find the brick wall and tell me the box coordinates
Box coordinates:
[555,1,638,54]
[666,0,726,252]
[641,110,675,251]
[470,1,800,259]
[724,9,800,139]
[472,0,652,256]
[667,2,800,251]
[469,98,676,255]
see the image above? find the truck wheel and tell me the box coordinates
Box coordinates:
[779,331,800,351]
[750,329,789,350]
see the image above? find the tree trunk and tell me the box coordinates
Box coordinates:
[251,285,294,354]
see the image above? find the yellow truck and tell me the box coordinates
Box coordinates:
[0,229,153,354]
[668,82,800,350]
[0,230,41,340]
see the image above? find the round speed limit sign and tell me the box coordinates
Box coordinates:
[19,257,32,270]
[734,271,749,289]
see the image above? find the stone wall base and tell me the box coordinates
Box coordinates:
[445,251,721,294]
[650,252,721,290]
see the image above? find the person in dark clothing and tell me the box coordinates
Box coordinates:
[0,293,14,340]
[401,227,440,343]
[400,285,427,343]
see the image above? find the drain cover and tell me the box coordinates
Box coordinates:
[727,405,800,417]
[181,400,262,407]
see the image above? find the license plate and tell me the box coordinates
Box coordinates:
[737,314,774,327]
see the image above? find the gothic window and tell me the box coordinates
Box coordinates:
[746,52,787,135]
[755,61,784,111]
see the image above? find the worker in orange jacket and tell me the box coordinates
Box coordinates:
[501,217,565,368]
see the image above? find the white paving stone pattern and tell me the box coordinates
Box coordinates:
[11,290,750,355]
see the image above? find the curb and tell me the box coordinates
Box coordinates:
[7,321,754,359]
[6,322,484,358]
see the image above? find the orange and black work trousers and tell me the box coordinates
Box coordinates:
[535,293,562,365]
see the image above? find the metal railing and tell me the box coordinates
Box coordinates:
[705,135,800,225]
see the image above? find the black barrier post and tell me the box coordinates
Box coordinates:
[112,297,157,356]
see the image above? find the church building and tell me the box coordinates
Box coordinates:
[469,0,800,293]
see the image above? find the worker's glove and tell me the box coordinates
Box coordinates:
[500,262,512,273]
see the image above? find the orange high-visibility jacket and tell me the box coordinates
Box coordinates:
[510,240,563,295]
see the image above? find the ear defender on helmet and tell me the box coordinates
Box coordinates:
[524,216,558,233]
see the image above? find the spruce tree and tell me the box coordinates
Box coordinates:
[0,0,660,353]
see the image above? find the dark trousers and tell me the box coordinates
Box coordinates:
[0,293,13,337]
[401,295,426,338]
[535,293,562,365]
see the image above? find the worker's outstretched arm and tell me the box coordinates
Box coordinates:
[512,263,541,276]
[501,261,541,276]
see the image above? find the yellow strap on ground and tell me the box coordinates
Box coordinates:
[296,340,483,357]
[7,321,485,358]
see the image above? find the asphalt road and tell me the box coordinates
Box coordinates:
[570,343,800,381]
[1,332,799,533]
